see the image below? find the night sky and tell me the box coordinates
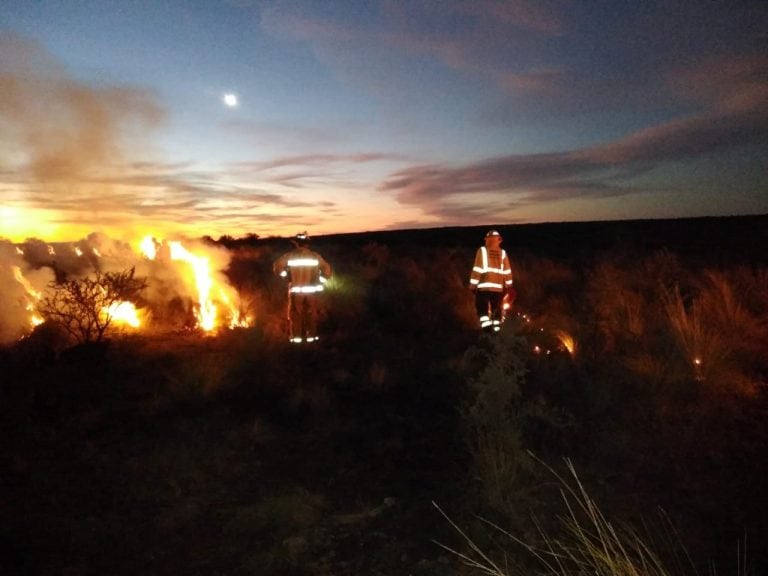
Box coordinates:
[1,1,767,242]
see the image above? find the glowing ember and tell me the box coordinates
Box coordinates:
[555,330,576,355]
[75,247,83,257]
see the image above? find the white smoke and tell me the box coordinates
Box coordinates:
[0,239,54,344]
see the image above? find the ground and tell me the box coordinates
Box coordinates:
[3,216,768,575]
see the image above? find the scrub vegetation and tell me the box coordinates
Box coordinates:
[2,215,767,575]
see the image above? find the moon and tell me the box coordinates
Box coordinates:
[223,93,238,107]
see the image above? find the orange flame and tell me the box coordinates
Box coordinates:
[168,240,217,331]
[219,291,251,329]
[555,330,576,355]
[140,235,250,332]
[12,266,44,327]
[103,300,141,328]
[139,236,157,260]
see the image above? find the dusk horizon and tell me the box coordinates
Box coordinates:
[2,1,767,242]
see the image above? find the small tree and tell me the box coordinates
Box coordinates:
[39,267,148,344]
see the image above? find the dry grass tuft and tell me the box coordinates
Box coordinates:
[434,459,705,576]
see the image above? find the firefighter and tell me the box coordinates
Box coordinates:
[273,232,332,343]
[469,229,513,332]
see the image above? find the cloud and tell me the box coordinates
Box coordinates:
[260,0,564,100]
[382,0,563,64]
[228,152,412,190]
[0,34,164,186]
[235,152,411,171]
[485,3,768,122]
[236,152,411,172]
[256,1,762,131]
[0,35,193,236]
[381,57,768,220]
[668,54,768,109]
[458,0,563,33]
[0,34,339,239]
[224,118,347,151]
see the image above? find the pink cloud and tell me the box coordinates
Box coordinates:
[381,61,768,216]
[669,54,768,109]
[458,0,563,34]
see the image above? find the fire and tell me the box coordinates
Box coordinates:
[140,235,250,332]
[555,330,576,355]
[139,236,157,260]
[103,301,141,328]
[219,291,250,329]
[12,266,41,300]
[2,231,251,343]
[12,266,45,328]
[169,240,217,331]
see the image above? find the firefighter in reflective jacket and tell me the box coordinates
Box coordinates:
[273,232,332,343]
[469,229,513,332]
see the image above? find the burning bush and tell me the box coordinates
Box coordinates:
[2,233,253,344]
[38,267,148,344]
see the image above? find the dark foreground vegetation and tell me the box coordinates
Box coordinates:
[2,215,768,575]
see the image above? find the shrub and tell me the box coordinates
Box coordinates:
[435,459,729,576]
[461,322,534,514]
[661,272,766,394]
[38,267,148,344]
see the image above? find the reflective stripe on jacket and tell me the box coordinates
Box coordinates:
[469,246,512,292]
[274,247,332,293]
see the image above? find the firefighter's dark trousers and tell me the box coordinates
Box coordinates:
[288,293,320,342]
[475,291,503,332]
